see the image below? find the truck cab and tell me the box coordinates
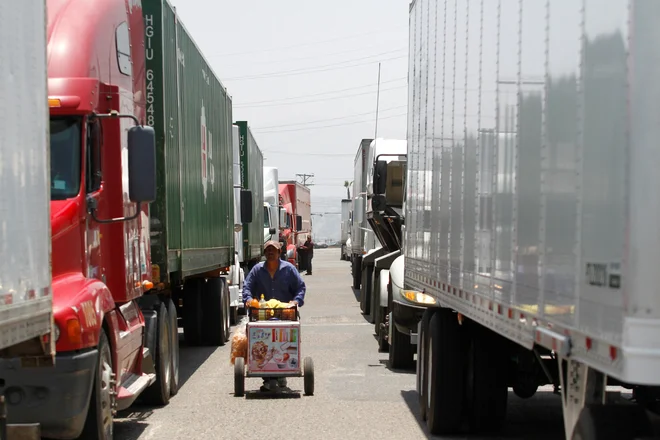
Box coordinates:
[263,166,280,244]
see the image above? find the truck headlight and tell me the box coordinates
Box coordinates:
[400,289,436,305]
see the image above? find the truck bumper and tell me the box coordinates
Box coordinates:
[391,299,427,337]
[0,348,97,439]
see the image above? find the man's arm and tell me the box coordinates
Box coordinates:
[289,267,306,307]
[242,266,256,304]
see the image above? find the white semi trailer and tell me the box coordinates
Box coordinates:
[0,1,55,437]
[404,0,660,438]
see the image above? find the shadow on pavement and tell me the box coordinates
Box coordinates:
[352,287,360,302]
[401,388,566,439]
[113,409,152,440]
[244,390,303,400]
[114,330,220,438]
[380,358,416,375]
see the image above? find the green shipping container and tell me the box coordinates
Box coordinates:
[143,0,234,283]
[235,121,264,262]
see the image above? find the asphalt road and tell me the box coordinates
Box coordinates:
[113,248,568,440]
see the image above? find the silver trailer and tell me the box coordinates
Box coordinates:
[349,138,376,289]
[403,0,660,438]
[0,0,54,360]
[0,0,55,437]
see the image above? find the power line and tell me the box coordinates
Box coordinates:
[254,105,407,130]
[237,85,407,108]
[213,25,408,57]
[224,53,407,81]
[234,77,406,106]
[222,44,407,68]
[263,151,354,157]
[254,112,407,134]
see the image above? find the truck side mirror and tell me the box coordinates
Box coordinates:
[127,125,157,203]
[296,215,303,232]
[240,190,253,223]
[269,227,276,235]
[374,160,388,195]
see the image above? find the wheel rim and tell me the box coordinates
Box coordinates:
[99,350,114,437]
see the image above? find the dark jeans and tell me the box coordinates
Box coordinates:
[306,254,312,274]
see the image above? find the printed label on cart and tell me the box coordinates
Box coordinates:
[248,326,300,373]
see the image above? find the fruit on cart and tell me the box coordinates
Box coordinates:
[249,298,260,308]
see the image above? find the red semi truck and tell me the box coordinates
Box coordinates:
[278,181,311,269]
[0,1,242,438]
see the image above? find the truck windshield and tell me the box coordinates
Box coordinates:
[50,116,82,200]
[263,206,269,228]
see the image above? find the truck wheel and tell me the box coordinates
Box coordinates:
[183,278,203,346]
[417,309,433,421]
[352,258,361,290]
[360,267,372,317]
[80,331,115,439]
[201,277,228,346]
[388,316,415,370]
[466,323,508,434]
[142,302,172,406]
[374,304,388,352]
[167,299,180,397]
[234,357,245,397]
[223,280,231,342]
[303,357,315,396]
[571,404,653,440]
[426,309,467,435]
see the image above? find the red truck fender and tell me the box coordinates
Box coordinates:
[53,273,116,352]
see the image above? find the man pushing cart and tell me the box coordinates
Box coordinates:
[232,240,314,395]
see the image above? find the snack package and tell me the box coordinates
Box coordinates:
[230,315,249,365]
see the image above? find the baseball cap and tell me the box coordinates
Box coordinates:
[264,240,282,251]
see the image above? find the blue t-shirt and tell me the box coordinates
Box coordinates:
[242,260,306,306]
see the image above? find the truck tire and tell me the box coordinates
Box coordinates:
[388,322,415,370]
[142,302,172,406]
[374,304,388,352]
[417,309,434,421]
[426,309,467,435]
[183,278,203,346]
[167,298,180,397]
[359,267,372,317]
[223,280,231,343]
[374,270,389,352]
[201,277,228,346]
[80,331,114,440]
[466,323,508,434]
[352,257,361,290]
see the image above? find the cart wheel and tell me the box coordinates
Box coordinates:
[303,356,314,396]
[234,357,245,397]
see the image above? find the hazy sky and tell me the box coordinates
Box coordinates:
[168,0,410,203]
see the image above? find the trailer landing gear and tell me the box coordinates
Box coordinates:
[560,359,654,440]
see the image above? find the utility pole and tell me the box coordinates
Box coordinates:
[296,173,314,186]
